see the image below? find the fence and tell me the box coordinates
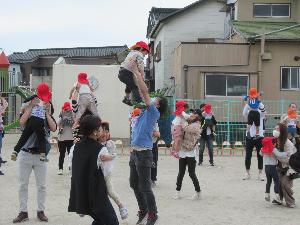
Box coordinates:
[158,98,300,147]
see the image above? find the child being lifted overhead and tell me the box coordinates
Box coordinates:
[70,73,99,128]
[118,41,150,106]
[243,88,265,139]
[11,83,53,162]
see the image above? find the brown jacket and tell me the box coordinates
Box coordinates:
[181,121,201,152]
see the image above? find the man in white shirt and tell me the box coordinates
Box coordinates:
[242,103,266,181]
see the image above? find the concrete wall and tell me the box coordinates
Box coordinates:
[296,0,300,22]
[236,0,299,22]
[52,64,131,139]
[153,0,226,90]
[172,41,300,101]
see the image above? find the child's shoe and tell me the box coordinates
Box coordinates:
[119,206,129,220]
[40,153,46,162]
[11,151,18,161]
[122,96,132,106]
[265,193,270,202]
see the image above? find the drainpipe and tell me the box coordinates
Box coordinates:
[258,34,265,91]
[183,65,188,98]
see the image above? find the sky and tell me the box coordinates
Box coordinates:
[0,0,198,55]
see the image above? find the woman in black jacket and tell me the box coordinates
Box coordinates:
[68,115,119,225]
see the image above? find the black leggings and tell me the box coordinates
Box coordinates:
[14,116,45,154]
[151,141,158,182]
[176,157,200,192]
[58,140,74,169]
[118,68,142,103]
[265,165,279,194]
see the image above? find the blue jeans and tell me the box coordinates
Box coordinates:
[198,136,214,164]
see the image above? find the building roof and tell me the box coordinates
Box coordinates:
[231,21,300,41]
[8,46,128,64]
[147,0,227,38]
[0,52,10,68]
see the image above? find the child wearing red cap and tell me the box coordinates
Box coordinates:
[118,41,149,106]
[260,137,281,203]
[201,104,216,137]
[171,101,190,159]
[243,88,265,139]
[282,107,299,138]
[11,83,53,162]
[70,73,99,128]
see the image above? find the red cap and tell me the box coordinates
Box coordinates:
[288,107,297,119]
[173,101,187,116]
[261,137,275,154]
[0,52,10,68]
[204,104,212,114]
[249,88,260,99]
[62,102,71,111]
[131,108,141,118]
[37,83,52,103]
[77,72,89,84]
[131,41,150,53]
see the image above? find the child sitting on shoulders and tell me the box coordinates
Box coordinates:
[282,107,299,138]
[201,104,216,137]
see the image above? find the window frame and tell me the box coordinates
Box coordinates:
[205,73,249,97]
[280,66,300,91]
[253,3,291,18]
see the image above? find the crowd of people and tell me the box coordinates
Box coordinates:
[0,40,299,225]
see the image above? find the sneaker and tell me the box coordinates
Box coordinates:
[0,157,7,164]
[37,211,48,222]
[58,169,63,175]
[173,191,181,200]
[146,212,158,225]
[242,173,251,180]
[136,210,148,225]
[119,206,129,220]
[272,194,282,205]
[265,193,270,202]
[122,97,133,106]
[11,151,18,161]
[189,191,201,200]
[210,163,215,167]
[258,173,265,181]
[13,212,29,223]
[0,170,4,175]
[151,181,157,188]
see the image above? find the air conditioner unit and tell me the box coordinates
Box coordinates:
[261,51,272,60]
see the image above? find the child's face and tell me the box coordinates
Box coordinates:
[98,129,109,142]
[141,50,149,56]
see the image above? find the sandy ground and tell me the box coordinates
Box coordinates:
[0,134,300,225]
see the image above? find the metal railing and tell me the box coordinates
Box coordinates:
[158,98,300,147]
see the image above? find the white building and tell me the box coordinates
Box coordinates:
[147,0,228,90]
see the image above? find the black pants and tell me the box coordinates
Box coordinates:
[58,140,74,170]
[118,68,142,103]
[245,137,263,170]
[14,116,46,154]
[151,141,158,182]
[129,150,157,214]
[90,201,119,225]
[265,165,279,194]
[176,157,201,192]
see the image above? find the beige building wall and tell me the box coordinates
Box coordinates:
[173,41,300,101]
[296,0,300,22]
[236,0,298,22]
[52,64,131,139]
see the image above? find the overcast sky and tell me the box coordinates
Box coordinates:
[0,0,199,55]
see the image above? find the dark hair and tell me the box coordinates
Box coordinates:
[294,136,300,153]
[101,121,110,131]
[79,109,93,123]
[199,103,206,110]
[289,102,297,107]
[277,123,288,151]
[132,46,142,51]
[157,97,168,116]
[80,115,101,137]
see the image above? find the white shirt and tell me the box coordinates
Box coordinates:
[178,148,196,158]
[74,82,91,94]
[243,103,266,137]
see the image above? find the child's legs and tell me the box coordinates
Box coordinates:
[31,117,46,154]
[271,166,280,194]
[105,174,122,206]
[14,119,35,152]
[118,69,134,94]
[265,165,273,193]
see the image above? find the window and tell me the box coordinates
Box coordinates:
[281,67,300,90]
[32,68,50,76]
[253,4,290,18]
[205,74,248,97]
